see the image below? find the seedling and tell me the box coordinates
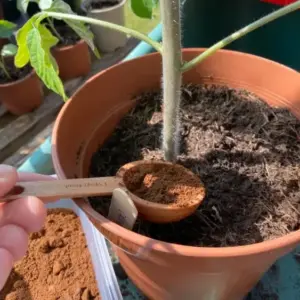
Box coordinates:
[16,0,99,100]
[14,0,300,162]
[0,44,18,79]
[0,20,19,81]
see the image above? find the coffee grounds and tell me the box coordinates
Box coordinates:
[0,208,100,300]
[89,84,300,247]
[124,163,204,207]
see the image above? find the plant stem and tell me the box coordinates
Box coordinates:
[182,0,300,72]
[42,11,162,54]
[0,59,11,80]
[160,0,182,162]
[47,17,64,42]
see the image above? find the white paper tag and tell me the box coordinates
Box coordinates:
[108,188,138,230]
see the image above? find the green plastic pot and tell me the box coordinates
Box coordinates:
[182,0,300,70]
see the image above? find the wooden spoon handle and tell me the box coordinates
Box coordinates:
[0,177,121,203]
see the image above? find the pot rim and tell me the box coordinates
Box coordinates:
[52,39,86,53]
[0,68,37,88]
[52,47,300,257]
[85,0,126,14]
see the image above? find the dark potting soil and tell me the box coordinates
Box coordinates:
[124,163,205,206]
[89,0,119,10]
[0,62,31,84]
[89,84,300,247]
[51,25,81,47]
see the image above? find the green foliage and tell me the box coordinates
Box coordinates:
[17,0,31,13]
[130,0,158,19]
[46,0,100,58]
[1,44,18,57]
[15,17,66,100]
[39,0,54,10]
[15,19,34,68]
[14,0,100,100]
[27,24,66,99]
[17,0,53,12]
[0,20,17,39]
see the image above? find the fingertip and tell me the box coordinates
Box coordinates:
[0,248,13,290]
[0,165,18,196]
[26,197,47,232]
[0,197,47,233]
[0,224,28,261]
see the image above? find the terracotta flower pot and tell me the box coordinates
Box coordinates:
[0,70,43,115]
[52,40,91,81]
[52,48,300,300]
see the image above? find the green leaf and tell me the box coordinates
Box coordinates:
[130,0,158,19]
[1,44,18,57]
[0,20,17,39]
[47,0,100,58]
[37,23,59,71]
[15,19,34,68]
[38,0,53,10]
[17,0,31,13]
[26,26,67,100]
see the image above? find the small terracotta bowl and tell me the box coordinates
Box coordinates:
[117,160,206,223]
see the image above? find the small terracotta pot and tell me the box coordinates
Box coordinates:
[52,40,91,81]
[0,70,43,115]
[52,49,300,300]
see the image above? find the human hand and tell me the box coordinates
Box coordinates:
[0,165,55,290]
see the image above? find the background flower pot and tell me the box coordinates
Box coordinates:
[0,70,43,115]
[52,40,91,81]
[85,0,127,53]
[52,49,300,300]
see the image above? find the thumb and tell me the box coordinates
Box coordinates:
[0,165,17,197]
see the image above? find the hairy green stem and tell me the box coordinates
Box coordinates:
[160,0,182,162]
[0,59,11,79]
[48,17,64,42]
[41,11,162,54]
[182,0,300,72]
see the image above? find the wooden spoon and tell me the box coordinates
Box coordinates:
[0,176,121,203]
[0,160,206,224]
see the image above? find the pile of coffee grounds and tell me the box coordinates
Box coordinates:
[0,62,31,84]
[124,163,205,207]
[89,84,300,247]
[0,208,100,300]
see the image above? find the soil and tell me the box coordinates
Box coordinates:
[0,208,100,300]
[89,84,300,247]
[49,25,81,47]
[89,0,119,10]
[123,163,204,206]
[0,60,31,84]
